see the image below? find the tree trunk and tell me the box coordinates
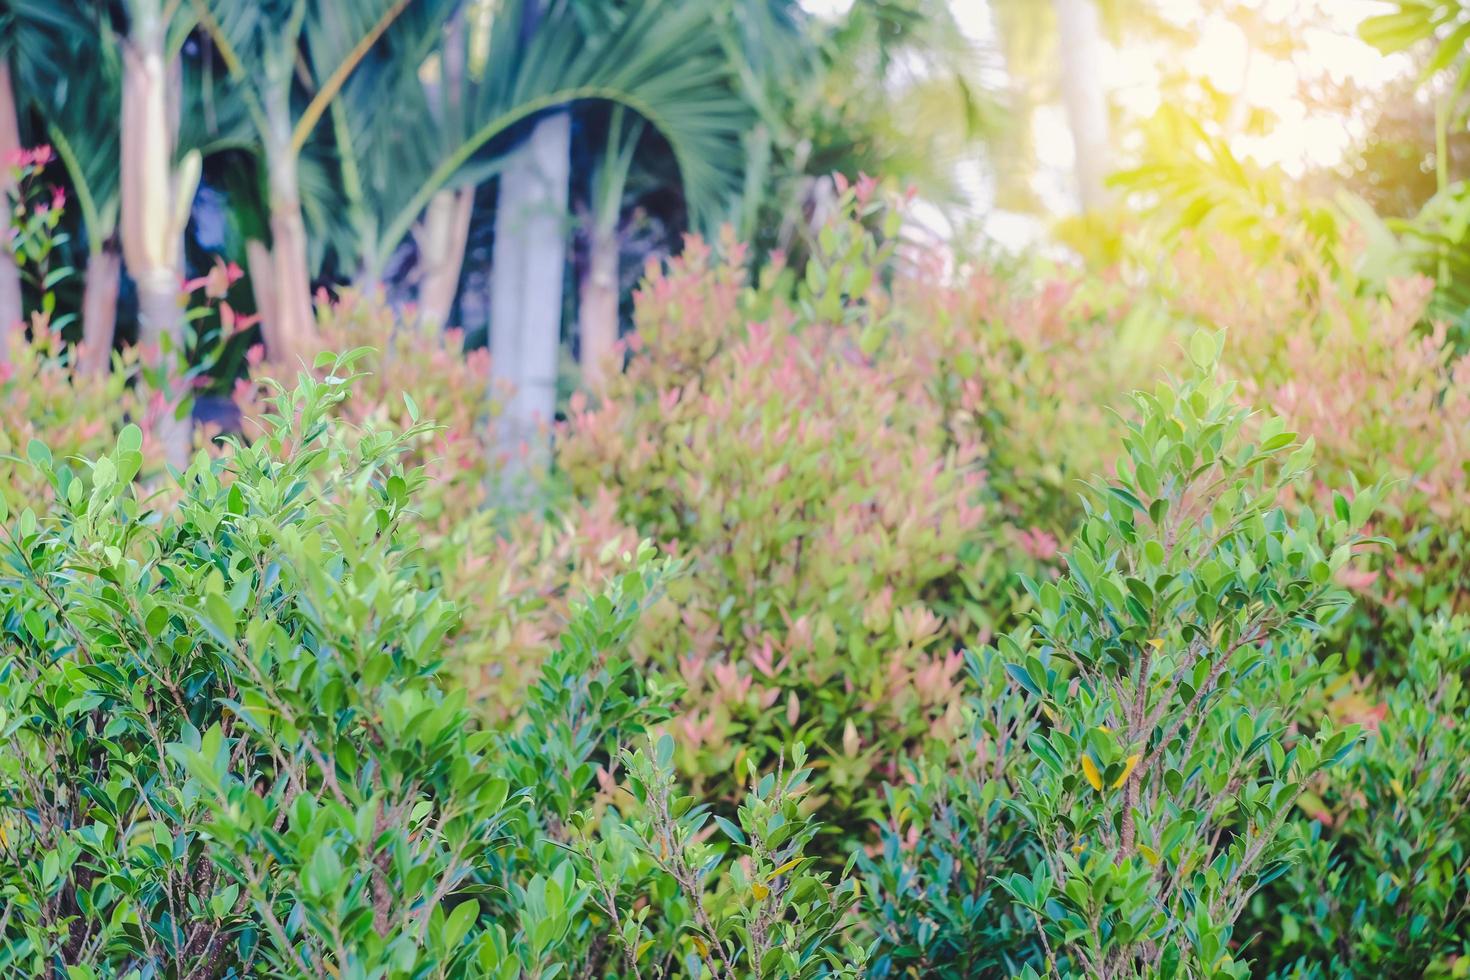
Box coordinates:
[119,0,191,468]
[136,269,190,469]
[988,1,1044,214]
[490,110,570,481]
[78,245,121,376]
[0,58,24,365]
[265,132,316,367]
[244,237,278,354]
[417,186,473,328]
[578,223,619,394]
[414,7,471,330]
[1052,0,1111,212]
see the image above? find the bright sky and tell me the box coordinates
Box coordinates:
[800,0,1413,248]
[1119,0,1409,175]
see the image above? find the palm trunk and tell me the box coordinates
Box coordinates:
[244,237,278,353]
[0,58,24,364]
[490,110,570,480]
[1053,0,1111,212]
[136,269,190,468]
[414,7,471,330]
[119,0,191,469]
[78,245,121,376]
[417,186,473,328]
[578,223,619,393]
[265,129,316,367]
[988,2,1044,213]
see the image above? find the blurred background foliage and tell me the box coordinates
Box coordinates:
[10,0,1470,395]
[6,3,1470,974]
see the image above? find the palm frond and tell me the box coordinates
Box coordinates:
[343,0,752,276]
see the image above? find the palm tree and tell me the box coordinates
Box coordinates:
[412,5,474,329]
[724,0,999,259]
[991,0,1173,216]
[31,5,124,375]
[194,0,421,366]
[0,57,22,359]
[323,0,747,282]
[319,0,749,468]
[1053,0,1111,211]
[575,105,643,394]
[120,0,201,467]
[19,0,254,380]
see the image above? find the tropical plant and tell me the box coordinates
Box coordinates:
[2,0,128,376]
[113,0,204,467]
[328,0,749,285]
[194,0,431,364]
[729,0,998,261]
[575,105,644,393]
[1109,103,1346,272]
[554,188,999,838]
[996,333,1383,978]
[857,651,1046,977]
[1252,616,1470,979]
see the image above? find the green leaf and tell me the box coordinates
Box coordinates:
[1005,662,1043,698]
[714,815,746,846]
[443,898,478,950]
[27,439,52,469]
[116,423,143,455]
[1188,329,1218,369]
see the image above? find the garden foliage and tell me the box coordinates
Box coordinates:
[3,186,1470,977]
[555,197,993,830]
[995,333,1381,978]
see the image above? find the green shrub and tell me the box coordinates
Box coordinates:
[0,357,862,977]
[1255,615,1470,978]
[1,326,146,514]
[2,357,494,974]
[1,148,157,515]
[856,651,1046,976]
[994,333,1384,978]
[1164,238,1470,663]
[235,299,639,725]
[575,738,868,978]
[892,255,1165,546]
[555,192,1001,834]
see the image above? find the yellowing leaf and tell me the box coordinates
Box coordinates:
[1138,844,1161,866]
[1111,753,1142,789]
[768,858,802,879]
[636,940,654,963]
[691,935,710,957]
[752,881,770,900]
[1148,638,1164,650]
[1081,754,1103,792]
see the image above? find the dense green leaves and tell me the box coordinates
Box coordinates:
[1258,615,1470,978]
[0,360,864,977]
[995,333,1388,979]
